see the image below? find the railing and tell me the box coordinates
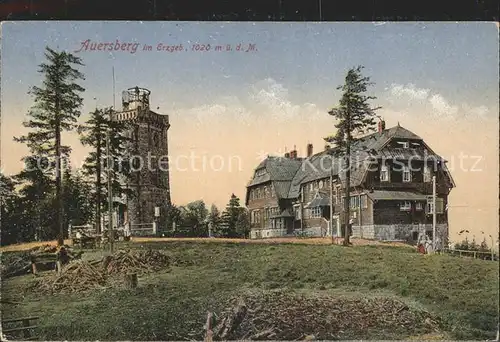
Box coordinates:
[130,223,157,237]
[2,316,40,340]
[69,224,97,239]
[440,248,497,261]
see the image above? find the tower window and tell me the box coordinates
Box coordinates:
[403,166,412,182]
[380,163,389,182]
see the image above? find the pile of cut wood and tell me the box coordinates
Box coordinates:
[212,290,442,340]
[103,249,172,275]
[30,249,171,293]
[30,260,107,293]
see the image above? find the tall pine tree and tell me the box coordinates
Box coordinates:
[14,47,85,245]
[78,107,132,233]
[14,156,55,241]
[220,194,248,238]
[208,204,222,237]
[325,66,380,245]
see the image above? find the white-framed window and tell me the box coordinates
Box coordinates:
[311,207,322,218]
[336,185,341,204]
[264,186,269,198]
[436,198,444,214]
[400,201,411,211]
[403,166,412,182]
[416,202,424,211]
[380,163,389,182]
[271,183,275,197]
[276,219,283,229]
[360,194,368,209]
[319,180,324,189]
[397,141,409,148]
[309,183,314,191]
[350,196,360,209]
[423,165,431,183]
[301,189,304,202]
[428,198,444,214]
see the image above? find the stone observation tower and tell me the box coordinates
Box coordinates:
[112,86,171,227]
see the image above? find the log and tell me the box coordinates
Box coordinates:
[124,273,138,289]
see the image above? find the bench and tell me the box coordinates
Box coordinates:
[2,316,40,340]
[30,250,71,275]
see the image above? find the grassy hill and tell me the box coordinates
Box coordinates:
[1,240,498,340]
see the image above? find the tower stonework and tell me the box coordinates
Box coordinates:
[113,87,171,227]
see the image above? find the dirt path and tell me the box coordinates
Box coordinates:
[0,237,412,253]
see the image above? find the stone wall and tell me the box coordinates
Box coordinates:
[351,223,448,245]
[250,228,287,239]
[302,226,323,237]
[352,225,375,239]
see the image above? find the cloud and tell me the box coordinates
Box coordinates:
[250,78,320,120]
[464,104,489,118]
[387,83,491,119]
[173,95,253,126]
[389,83,430,100]
[428,94,459,116]
[172,78,323,126]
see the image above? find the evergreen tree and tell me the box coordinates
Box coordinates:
[13,156,55,241]
[163,204,182,235]
[235,207,250,238]
[0,172,20,245]
[208,204,222,237]
[220,194,247,238]
[182,200,209,237]
[325,66,380,245]
[0,172,16,209]
[62,164,93,229]
[78,107,132,233]
[14,47,85,245]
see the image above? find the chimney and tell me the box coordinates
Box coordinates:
[306,143,313,158]
[284,152,290,158]
[290,149,298,159]
[378,119,386,133]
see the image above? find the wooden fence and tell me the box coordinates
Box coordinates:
[2,316,40,340]
[440,248,498,261]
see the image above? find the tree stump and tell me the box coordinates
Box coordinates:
[124,273,138,289]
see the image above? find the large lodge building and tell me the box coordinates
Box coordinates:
[245,121,455,245]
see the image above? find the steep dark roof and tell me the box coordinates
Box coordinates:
[246,125,452,201]
[247,156,302,200]
[288,151,339,198]
[350,125,423,152]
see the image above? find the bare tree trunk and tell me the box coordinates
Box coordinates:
[344,113,351,246]
[55,101,64,246]
[95,137,102,234]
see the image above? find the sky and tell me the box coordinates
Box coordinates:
[1,21,499,244]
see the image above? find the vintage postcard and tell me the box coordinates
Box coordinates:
[0,21,498,341]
